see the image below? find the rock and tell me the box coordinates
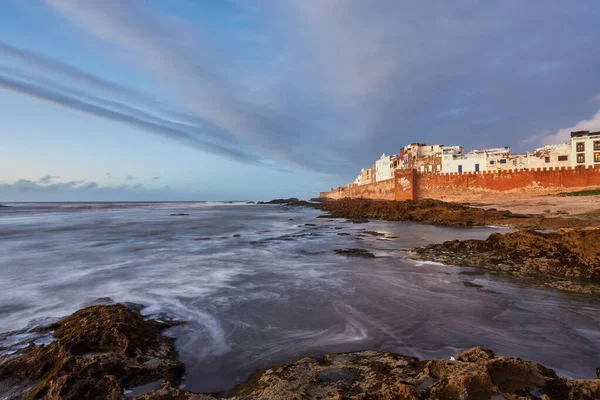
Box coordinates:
[170,213,190,216]
[362,230,386,236]
[232,234,241,238]
[333,248,376,258]
[0,304,184,400]
[315,198,597,229]
[304,223,316,226]
[4,306,600,400]
[224,347,600,400]
[414,228,600,294]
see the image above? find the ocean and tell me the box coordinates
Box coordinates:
[1,202,599,393]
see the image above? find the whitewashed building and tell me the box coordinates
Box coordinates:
[571,131,600,167]
[441,147,502,173]
[375,153,395,181]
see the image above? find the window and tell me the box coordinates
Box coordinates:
[576,142,585,152]
[489,160,495,165]
[499,159,507,164]
[595,152,600,163]
[475,163,480,172]
[577,154,585,164]
[513,160,517,166]
[558,155,568,161]
[595,141,600,151]
[458,165,463,173]
[545,157,550,163]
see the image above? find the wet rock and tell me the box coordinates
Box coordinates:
[463,281,484,288]
[362,230,386,237]
[333,248,376,258]
[232,234,241,238]
[414,228,600,294]
[224,347,600,400]
[170,213,190,216]
[304,224,316,226]
[337,233,351,236]
[315,198,598,229]
[0,304,184,400]
[4,306,600,400]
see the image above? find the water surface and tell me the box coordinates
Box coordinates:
[1,202,599,392]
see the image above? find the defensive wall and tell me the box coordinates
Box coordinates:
[320,165,600,201]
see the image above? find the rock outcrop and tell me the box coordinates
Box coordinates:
[316,198,598,229]
[3,305,600,399]
[0,304,184,399]
[414,228,600,294]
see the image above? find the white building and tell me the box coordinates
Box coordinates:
[375,153,395,181]
[571,131,600,167]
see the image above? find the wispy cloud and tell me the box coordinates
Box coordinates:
[2,0,600,178]
[0,75,260,164]
[37,175,60,184]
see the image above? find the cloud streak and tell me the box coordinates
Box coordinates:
[0,74,261,164]
[2,1,600,179]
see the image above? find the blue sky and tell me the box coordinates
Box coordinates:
[1,1,600,201]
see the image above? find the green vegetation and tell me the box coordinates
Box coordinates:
[558,189,600,197]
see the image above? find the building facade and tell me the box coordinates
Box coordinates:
[375,154,395,182]
[571,131,600,167]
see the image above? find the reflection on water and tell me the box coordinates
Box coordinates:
[1,202,599,392]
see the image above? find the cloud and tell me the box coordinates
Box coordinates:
[41,0,351,172]
[2,1,600,180]
[37,175,60,184]
[151,176,160,180]
[125,175,136,181]
[538,109,600,145]
[0,74,261,164]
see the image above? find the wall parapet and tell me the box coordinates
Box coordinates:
[320,166,600,201]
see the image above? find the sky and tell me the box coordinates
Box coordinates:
[1,0,600,201]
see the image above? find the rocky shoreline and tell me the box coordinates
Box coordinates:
[312,198,600,295]
[413,228,600,295]
[314,198,599,230]
[2,304,599,400]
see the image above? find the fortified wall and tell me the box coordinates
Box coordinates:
[320,166,600,201]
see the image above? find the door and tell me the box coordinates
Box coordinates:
[458,165,463,173]
[475,163,480,172]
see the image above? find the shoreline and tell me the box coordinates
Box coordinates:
[312,198,600,295]
[2,304,599,399]
[2,200,599,398]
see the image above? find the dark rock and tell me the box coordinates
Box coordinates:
[4,305,600,400]
[463,281,484,288]
[232,234,241,238]
[337,233,350,236]
[363,230,386,236]
[304,223,316,226]
[0,304,184,400]
[315,198,597,230]
[170,213,189,216]
[334,248,376,258]
[414,228,600,294]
